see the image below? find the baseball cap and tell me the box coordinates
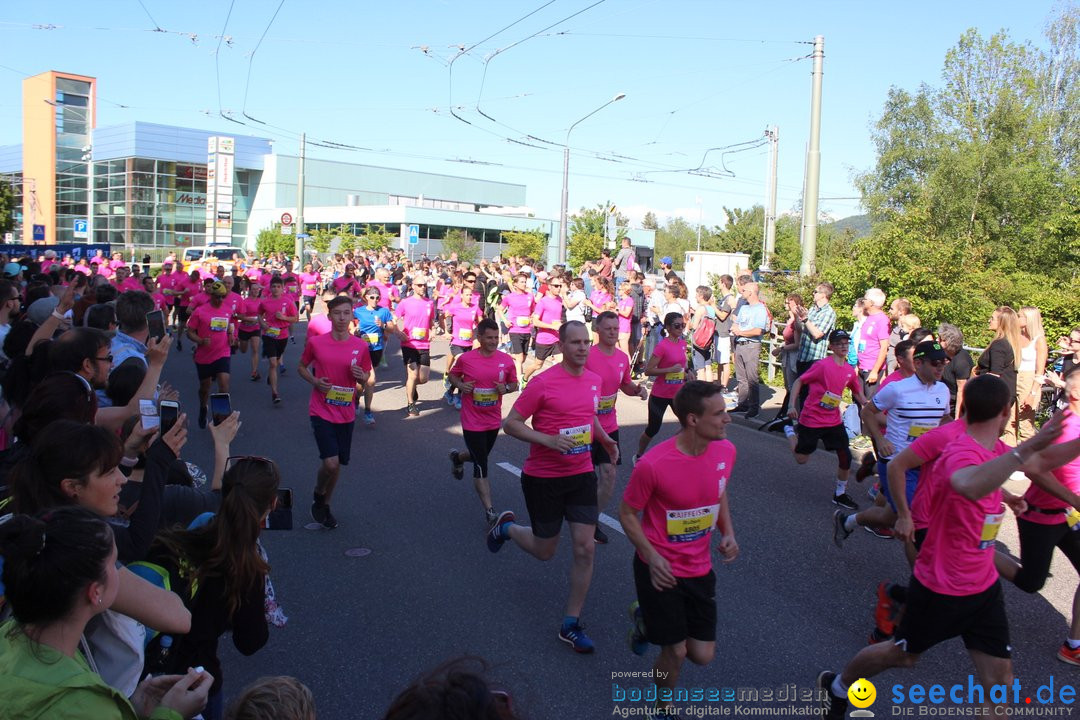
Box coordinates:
[27,296,60,325]
[209,281,228,297]
[660,256,673,265]
[3,262,25,277]
[913,341,948,361]
[828,329,851,344]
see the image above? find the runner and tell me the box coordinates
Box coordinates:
[259,277,298,405]
[818,376,1079,719]
[587,311,649,545]
[500,273,535,382]
[785,329,867,510]
[366,266,400,310]
[521,276,564,384]
[620,381,738,719]
[635,312,694,464]
[298,263,322,319]
[442,283,483,409]
[487,320,618,653]
[353,286,397,425]
[447,318,519,525]
[395,278,436,417]
[186,281,236,429]
[297,295,373,530]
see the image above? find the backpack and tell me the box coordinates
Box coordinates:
[692,314,717,350]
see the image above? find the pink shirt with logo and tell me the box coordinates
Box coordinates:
[238,297,262,332]
[450,349,517,431]
[909,419,968,530]
[502,292,535,334]
[798,357,860,428]
[857,311,891,371]
[188,302,233,364]
[512,364,601,477]
[395,295,435,350]
[914,433,1009,596]
[150,292,169,314]
[650,337,688,399]
[1022,412,1080,525]
[259,296,294,340]
[533,295,564,346]
[617,296,634,334]
[446,300,482,348]
[623,436,737,578]
[586,345,632,434]
[306,313,332,338]
[299,272,321,297]
[300,333,372,424]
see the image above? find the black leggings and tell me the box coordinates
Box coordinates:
[644,395,674,438]
[1014,516,1080,594]
[463,428,500,478]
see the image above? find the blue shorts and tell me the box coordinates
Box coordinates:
[877,460,919,513]
[310,415,355,465]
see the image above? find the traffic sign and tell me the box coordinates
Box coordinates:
[32,224,45,242]
[408,224,419,245]
[281,225,294,235]
[74,219,88,239]
[280,212,293,226]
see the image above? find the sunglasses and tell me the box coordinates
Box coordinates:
[94,354,114,364]
[670,323,686,330]
[225,455,276,474]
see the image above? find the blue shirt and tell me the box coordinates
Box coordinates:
[735,302,768,339]
[353,306,393,351]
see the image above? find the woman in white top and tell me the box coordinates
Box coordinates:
[1012,305,1048,444]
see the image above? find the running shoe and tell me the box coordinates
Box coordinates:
[632,454,641,467]
[250,372,261,382]
[833,510,853,547]
[321,507,338,529]
[453,395,462,410]
[290,336,295,344]
[594,526,609,544]
[558,622,595,654]
[406,403,420,417]
[833,492,858,510]
[363,411,375,426]
[867,482,880,500]
[874,582,900,638]
[1058,642,1080,666]
[817,671,848,720]
[850,434,873,450]
[854,452,877,483]
[485,508,498,526]
[486,510,515,553]
[198,406,208,429]
[449,449,464,480]
[628,601,648,656]
[311,501,329,525]
[272,393,281,405]
[279,365,286,374]
[444,389,454,406]
[864,526,894,539]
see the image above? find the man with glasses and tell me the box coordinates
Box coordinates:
[794,282,838,394]
[730,282,769,418]
[0,280,20,362]
[395,279,435,417]
[521,277,564,385]
[353,287,396,425]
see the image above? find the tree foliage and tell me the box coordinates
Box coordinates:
[441,228,480,263]
[0,179,14,234]
[568,203,628,269]
[501,228,548,261]
[256,225,297,257]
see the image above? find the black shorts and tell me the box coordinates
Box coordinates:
[262,337,287,358]
[302,295,316,309]
[450,344,469,357]
[645,395,675,437]
[310,415,355,465]
[794,423,850,455]
[238,328,259,341]
[195,356,231,380]
[369,348,384,367]
[894,576,1010,658]
[534,342,558,361]
[1013,516,1080,593]
[177,306,191,322]
[463,428,500,478]
[913,527,928,552]
[401,346,431,367]
[633,555,717,646]
[590,428,621,466]
[509,333,531,355]
[520,471,598,538]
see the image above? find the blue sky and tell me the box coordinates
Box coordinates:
[0,1,1060,229]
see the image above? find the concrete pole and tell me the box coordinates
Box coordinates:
[295,132,306,262]
[800,35,824,276]
[761,126,779,270]
[558,146,570,265]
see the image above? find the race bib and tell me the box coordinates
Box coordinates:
[664,370,685,385]
[1068,508,1080,531]
[325,385,355,407]
[209,317,228,332]
[666,504,720,544]
[410,327,428,340]
[559,424,592,455]
[978,508,1006,550]
[473,387,498,407]
[364,332,380,346]
[597,393,617,415]
[906,424,936,442]
[265,327,281,338]
[515,315,531,327]
[458,328,473,341]
[819,391,842,410]
[305,283,317,291]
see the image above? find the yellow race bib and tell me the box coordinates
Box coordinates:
[364,332,380,345]
[559,424,592,455]
[664,370,685,385]
[458,328,474,341]
[978,508,1005,550]
[265,327,281,338]
[819,391,841,410]
[410,327,428,340]
[665,504,720,543]
[597,393,617,415]
[906,424,936,442]
[325,385,355,407]
[515,316,531,327]
[472,387,498,407]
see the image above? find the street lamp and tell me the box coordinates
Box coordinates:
[558,93,626,266]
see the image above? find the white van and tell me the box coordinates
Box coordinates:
[182,245,246,271]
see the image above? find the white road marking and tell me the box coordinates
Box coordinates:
[496,461,626,536]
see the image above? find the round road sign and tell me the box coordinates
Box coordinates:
[280,212,293,226]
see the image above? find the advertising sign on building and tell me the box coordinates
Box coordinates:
[205,136,235,246]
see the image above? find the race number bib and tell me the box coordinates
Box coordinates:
[819,391,842,410]
[666,504,720,544]
[364,332,380,345]
[264,327,281,338]
[458,328,473,342]
[209,317,228,332]
[978,508,1006,550]
[1068,508,1080,531]
[559,424,592,455]
[472,387,498,407]
[906,424,936,442]
[515,315,531,327]
[597,393,617,415]
[410,327,428,340]
[325,385,355,407]
[664,370,685,385]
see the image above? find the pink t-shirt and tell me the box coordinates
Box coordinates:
[188,292,210,312]
[914,433,1009,596]
[617,296,634,334]
[586,345,632,434]
[74,264,91,276]
[299,272,321,297]
[650,337,688,399]
[857,311,891,371]
[446,300,482,348]
[280,273,300,301]
[306,313,332,338]
[150,292,169,314]
[178,277,198,307]
[623,435,736,578]
[116,278,143,293]
[260,296,294,340]
[188,302,233,364]
[798,357,860,428]
[512,364,601,477]
[1022,412,1080,525]
[590,290,613,313]
[238,297,262,332]
[332,276,360,297]
[450,349,517,431]
[502,292,535,334]
[534,296,564,346]
[365,280,399,310]
[396,295,435,350]
[909,420,968,530]
[300,333,372,424]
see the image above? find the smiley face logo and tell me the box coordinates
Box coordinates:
[848,678,876,709]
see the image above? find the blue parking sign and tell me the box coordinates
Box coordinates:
[408,224,419,245]
[74,219,88,239]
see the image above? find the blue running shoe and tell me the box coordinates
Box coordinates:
[628,601,648,655]
[558,622,595,654]
[486,511,515,553]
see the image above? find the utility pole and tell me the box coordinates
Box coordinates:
[295,132,306,262]
[695,197,702,251]
[761,126,779,270]
[799,35,824,276]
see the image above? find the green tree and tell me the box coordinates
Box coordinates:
[0,179,14,234]
[501,228,548,260]
[256,225,296,256]
[440,228,480,263]
[567,203,627,268]
[642,211,659,231]
[654,217,699,269]
[358,224,398,252]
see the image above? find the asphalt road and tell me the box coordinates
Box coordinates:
[158,319,1080,719]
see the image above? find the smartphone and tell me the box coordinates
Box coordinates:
[159,400,179,436]
[139,398,160,431]
[264,488,293,530]
[146,310,166,342]
[209,393,231,426]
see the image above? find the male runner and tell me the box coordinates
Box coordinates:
[353,286,396,425]
[395,278,435,417]
[186,281,236,428]
[448,318,519,525]
[521,276,564,384]
[366,266,400,309]
[488,320,618,653]
[259,276,298,405]
[587,311,648,544]
[443,283,483,409]
[620,381,738,719]
[298,295,373,529]
[500,273,535,382]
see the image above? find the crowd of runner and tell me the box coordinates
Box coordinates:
[0,242,1077,719]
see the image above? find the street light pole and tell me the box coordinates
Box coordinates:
[558,93,626,266]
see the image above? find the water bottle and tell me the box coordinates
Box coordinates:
[147,635,173,676]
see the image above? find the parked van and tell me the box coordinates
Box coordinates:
[181,245,246,271]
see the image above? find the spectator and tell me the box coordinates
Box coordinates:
[113,290,156,369]
[885,297,912,372]
[226,676,316,720]
[856,288,891,398]
[1012,305,1048,444]
[382,658,519,720]
[938,322,974,419]
[975,305,1021,404]
[731,281,769,418]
